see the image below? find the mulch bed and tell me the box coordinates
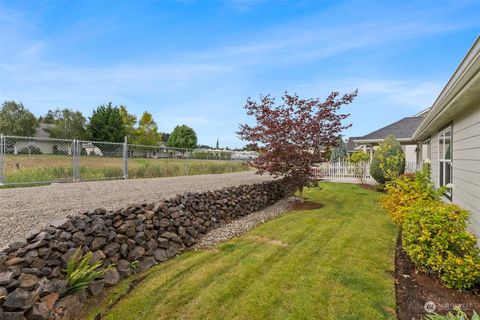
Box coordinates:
[288,201,324,211]
[357,183,378,191]
[395,235,480,319]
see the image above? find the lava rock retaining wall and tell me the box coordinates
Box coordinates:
[0,179,292,320]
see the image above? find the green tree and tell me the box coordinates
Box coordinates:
[349,151,370,184]
[87,103,126,142]
[216,138,219,149]
[43,108,88,139]
[167,125,198,149]
[330,137,347,162]
[133,112,161,145]
[119,105,137,141]
[0,101,38,136]
[370,135,405,185]
[160,132,170,144]
[244,143,259,152]
[40,110,56,124]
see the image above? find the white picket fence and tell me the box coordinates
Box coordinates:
[311,160,418,184]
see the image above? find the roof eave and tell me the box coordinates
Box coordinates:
[353,137,414,144]
[413,36,480,140]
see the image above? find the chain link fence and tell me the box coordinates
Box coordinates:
[0,135,253,186]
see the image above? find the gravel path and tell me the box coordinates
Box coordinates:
[0,171,273,249]
[193,196,300,249]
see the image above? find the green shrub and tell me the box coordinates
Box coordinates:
[65,248,111,292]
[370,135,405,185]
[190,151,232,160]
[402,201,480,290]
[426,307,480,320]
[17,146,43,155]
[381,162,445,224]
[349,151,370,184]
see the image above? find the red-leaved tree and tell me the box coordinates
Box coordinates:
[238,91,358,192]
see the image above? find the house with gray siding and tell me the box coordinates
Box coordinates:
[413,36,480,242]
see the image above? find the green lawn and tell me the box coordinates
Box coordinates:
[89,183,398,320]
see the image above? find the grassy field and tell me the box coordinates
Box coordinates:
[3,155,249,184]
[88,183,398,320]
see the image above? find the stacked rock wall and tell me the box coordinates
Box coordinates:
[0,179,292,319]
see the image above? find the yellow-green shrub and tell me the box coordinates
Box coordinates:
[381,162,443,224]
[402,201,480,290]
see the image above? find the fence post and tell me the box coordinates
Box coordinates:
[0,134,4,185]
[123,136,128,179]
[76,140,81,181]
[72,139,79,182]
[71,139,75,182]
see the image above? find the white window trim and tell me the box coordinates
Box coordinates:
[438,126,452,199]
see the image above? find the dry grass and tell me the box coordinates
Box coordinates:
[3,155,249,184]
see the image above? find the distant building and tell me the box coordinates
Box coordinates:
[347,110,428,164]
[11,123,71,155]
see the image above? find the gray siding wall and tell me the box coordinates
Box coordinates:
[452,105,480,240]
[417,105,480,243]
[403,144,417,164]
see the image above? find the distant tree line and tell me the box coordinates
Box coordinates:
[0,100,198,149]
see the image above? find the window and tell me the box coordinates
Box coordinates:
[438,126,452,198]
[422,139,431,161]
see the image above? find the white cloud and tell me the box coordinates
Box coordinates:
[1,0,478,147]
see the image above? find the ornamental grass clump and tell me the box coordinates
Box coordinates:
[65,247,111,292]
[402,201,480,290]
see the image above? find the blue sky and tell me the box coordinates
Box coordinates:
[0,0,479,148]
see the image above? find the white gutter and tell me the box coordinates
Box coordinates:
[353,138,413,144]
[413,36,480,140]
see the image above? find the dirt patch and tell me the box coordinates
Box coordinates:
[288,201,323,211]
[395,235,480,319]
[357,184,378,191]
[245,235,288,247]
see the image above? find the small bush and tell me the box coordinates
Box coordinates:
[17,146,43,155]
[381,162,445,224]
[65,248,111,292]
[370,135,405,185]
[426,307,480,320]
[349,151,370,184]
[402,201,480,290]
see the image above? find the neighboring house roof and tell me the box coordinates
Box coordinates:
[346,137,360,152]
[415,107,431,117]
[354,116,424,143]
[413,36,480,140]
[35,123,55,139]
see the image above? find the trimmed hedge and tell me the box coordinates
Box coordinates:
[383,161,480,290]
[402,201,480,290]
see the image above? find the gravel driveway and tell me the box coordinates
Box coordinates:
[0,171,273,249]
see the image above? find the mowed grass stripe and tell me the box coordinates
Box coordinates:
[104,242,264,320]
[180,217,336,319]
[92,182,397,320]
